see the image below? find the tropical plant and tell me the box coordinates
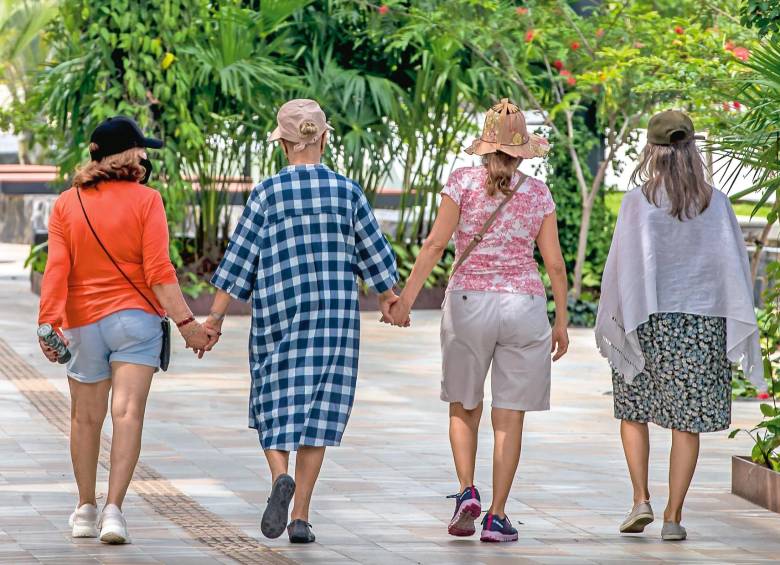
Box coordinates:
[729,388,780,471]
[394,0,756,297]
[0,0,59,163]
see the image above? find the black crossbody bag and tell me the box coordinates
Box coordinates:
[76,188,171,371]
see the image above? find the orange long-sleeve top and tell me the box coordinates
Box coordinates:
[38,180,178,329]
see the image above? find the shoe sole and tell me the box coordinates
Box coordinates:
[662,533,687,541]
[480,530,519,543]
[289,535,316,544]
[261,474,296,539]
[448,499,481,536]
[71,524,99,538]
[100,530,129,544]
[620,514,654,533]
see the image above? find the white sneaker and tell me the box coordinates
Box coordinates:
[69,503,99,538]
[99,504,130,544]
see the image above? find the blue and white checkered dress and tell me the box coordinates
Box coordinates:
[211,164,398,451]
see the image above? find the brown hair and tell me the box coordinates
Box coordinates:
[629,139,712,221]
[72,145,145,189]
[482,151,522,197]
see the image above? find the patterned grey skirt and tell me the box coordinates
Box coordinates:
[611,313,732,433]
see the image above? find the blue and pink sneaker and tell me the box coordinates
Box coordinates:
[446,486,482,536]
[480,513,518,542]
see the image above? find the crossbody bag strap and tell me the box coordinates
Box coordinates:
[75,187,164,318]
[450,172,527,276]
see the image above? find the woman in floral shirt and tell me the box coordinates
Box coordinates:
[389,99,569,543]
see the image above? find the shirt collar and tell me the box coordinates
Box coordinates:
[279,163,329,174]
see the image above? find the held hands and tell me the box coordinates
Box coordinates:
[180,319,220,359]
[378,290,411,328]
[551,320,569,361]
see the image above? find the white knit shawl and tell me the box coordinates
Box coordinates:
[595,187,763,388]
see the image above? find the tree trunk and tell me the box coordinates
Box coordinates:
[750,220,775,283]
[572,195,595,299]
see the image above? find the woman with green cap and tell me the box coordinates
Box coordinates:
[596,110,762,541]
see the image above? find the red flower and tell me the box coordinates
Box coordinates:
[377,4,389,15]
[674,26,684,34]
[595,28,605,38]
[757,392,771,400]
[725,41,735,51]
[733,46,750,61]
[570,41,581,50]
[516,6,529,15]
[553,59,564,70]
[566,76,577,86]
[560,69,571,76]
[525,29,535,42]
[733,101,742,110]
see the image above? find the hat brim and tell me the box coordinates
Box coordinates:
[143,137,163,149]
[465,133,550,159]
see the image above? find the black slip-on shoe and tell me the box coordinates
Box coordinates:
[260,474,295,539]
[287,519,315,543]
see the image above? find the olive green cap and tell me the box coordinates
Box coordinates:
[646,110,705,145]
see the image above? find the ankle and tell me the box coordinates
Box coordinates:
[633,493,650,505]
[487,508,505,519]
[663,508,682,522]
[78,499,97,508]
[458,482,475,493]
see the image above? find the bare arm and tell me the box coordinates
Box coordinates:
[391,196,460,324]
[151,283,214,354]
[536,212,569,360]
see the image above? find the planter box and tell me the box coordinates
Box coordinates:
[732,455,780,513]
[30,270,42,295]
[358,287,445,311]
[185,292,252,316]
[187,287,447,314]
[30,272,446,315]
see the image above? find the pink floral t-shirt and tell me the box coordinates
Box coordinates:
[442,166,555,296]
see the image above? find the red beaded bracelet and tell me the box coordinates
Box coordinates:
[176,316,196,328]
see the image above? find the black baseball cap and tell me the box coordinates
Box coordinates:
[647,110,705,145]
[89,116,163,161]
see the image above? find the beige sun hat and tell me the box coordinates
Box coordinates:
[269,99,334,152]
[465,98,550,159]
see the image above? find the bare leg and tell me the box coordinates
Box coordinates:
[68,378,111,507]
[488,408,525,518]
[290,446,326,522]
[449,402,483,491]
[264,449,291,481]
[105,362,154,508]
[665,430,699,523]
[620,420,651,504]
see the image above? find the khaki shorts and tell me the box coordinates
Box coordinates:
[440,291,551,411]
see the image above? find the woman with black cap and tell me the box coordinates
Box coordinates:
[37,116,215,544]
[596,110,762,541]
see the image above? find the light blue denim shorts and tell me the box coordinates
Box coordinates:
[62,309,162,383]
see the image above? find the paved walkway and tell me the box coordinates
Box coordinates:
[0,243,778,564]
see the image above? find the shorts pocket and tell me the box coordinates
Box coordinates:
[115,310,161,343]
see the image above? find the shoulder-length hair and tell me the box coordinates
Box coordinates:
[482,151,522,197]
[72,145,145,189]
[629,139,711,221]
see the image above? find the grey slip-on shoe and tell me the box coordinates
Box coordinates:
[661,521,687,541]
[619,501,654,533]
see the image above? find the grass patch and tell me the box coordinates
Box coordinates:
[604,191,771,219]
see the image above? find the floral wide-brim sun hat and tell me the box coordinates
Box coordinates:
[465,98,550,159]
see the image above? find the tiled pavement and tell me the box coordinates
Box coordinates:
[0,242,779,564]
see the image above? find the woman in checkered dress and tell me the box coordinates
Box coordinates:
[204,100,399,543]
